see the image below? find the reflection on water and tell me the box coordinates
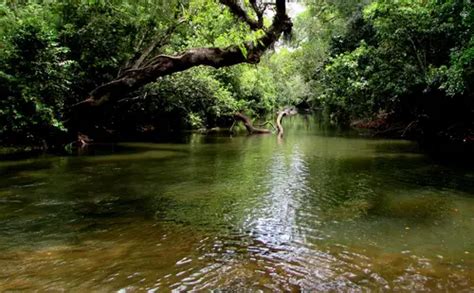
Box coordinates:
[0,116,473,291]
[248,147,309,245]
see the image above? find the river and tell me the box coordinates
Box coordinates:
[0,116,473,291]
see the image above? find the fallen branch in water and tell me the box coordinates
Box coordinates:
[234,112,272,134]
[276,107,298,136]
[199,108,297,136]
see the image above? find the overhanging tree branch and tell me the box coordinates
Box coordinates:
[77,0,291,108]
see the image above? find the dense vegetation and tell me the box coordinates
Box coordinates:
[296,0,473,144]
[0,1,298,146]
[0,0,472,148]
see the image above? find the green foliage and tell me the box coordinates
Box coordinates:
[300,0,473,134]
[139,67,240,129]
[442,36,474,96]
[0,0,308,145]
[0,3,73,145]
[113,53,306,133]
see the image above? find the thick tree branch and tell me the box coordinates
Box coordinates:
[234,112,271,134]
[78,0,291,108]
[219,0,263,30]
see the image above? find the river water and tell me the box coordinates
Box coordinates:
[1,117,473,291]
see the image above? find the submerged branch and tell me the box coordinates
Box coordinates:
[234,112,272,134]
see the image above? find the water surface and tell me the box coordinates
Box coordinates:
[1,117,473,291]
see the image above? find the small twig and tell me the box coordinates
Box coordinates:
[117,92,148,103]
[256,121,277,131]
[229,120,236,133]
[401,120,418,137]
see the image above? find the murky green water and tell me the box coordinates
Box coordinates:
[1,117,473,291]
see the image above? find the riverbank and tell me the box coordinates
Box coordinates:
[351,116,474,162]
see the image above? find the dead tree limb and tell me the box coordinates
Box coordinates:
[201,108,296,137]
[276,107,298,136]
[234,112,272,134]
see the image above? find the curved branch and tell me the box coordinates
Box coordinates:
[78,0,291,108]
[234,113,271,134]
[276,107,298,136]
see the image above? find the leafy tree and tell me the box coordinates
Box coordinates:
[299,0,473,140]
[0,4,74,145]
[0,0,295,146]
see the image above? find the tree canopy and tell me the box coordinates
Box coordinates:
[0,0,472,147]
[295,0,473,142]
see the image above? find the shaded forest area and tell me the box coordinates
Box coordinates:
[0,0,472,152]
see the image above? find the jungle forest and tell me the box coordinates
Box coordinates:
[0,0,473,291]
